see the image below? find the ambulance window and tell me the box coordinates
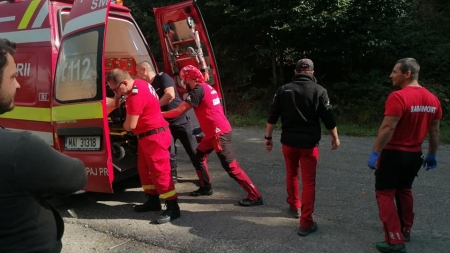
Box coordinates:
[104,17,153,73]
[54,28,103,103]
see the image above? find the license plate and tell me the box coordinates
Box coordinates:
[65,136,101,151]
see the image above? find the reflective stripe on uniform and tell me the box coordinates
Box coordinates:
[18,0,41,29]
[142,185,155,190]
[160,190,177,200]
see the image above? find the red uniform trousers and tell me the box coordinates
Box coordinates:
[375,149,422,244]
[195,131,261,201]
[137,130,177,200]
[282,145,319,228]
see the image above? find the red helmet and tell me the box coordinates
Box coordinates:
[179,65,205,83]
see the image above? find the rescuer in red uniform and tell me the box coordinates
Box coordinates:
[107,68,180,224]
[367,58,442,253]
[162,65,263,206]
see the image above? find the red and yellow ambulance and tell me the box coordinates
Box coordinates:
[0,0,224,193]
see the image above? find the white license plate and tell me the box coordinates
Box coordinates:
[65,136,101,151]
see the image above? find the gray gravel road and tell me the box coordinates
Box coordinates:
[57,127,450,253]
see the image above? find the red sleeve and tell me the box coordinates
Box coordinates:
[384,92,404,117]
[126,93,144,116]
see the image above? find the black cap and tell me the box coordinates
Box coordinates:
[295,58,314,71]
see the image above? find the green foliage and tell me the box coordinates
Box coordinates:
[126,0,450,130]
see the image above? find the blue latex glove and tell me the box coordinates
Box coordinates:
[423,154,437,171]
[367,151,380,170]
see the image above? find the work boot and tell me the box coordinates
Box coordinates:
[134,194,161,212]
[375,241,407,253]
[190,187,213,196]
[171,168,178,184]
[298,222,318,236]
[238,198,263,207]
[156,199,181,224]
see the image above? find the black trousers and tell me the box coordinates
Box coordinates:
[168,118,201,174]
[375,149,423,191]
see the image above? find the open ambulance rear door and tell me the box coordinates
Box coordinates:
[52,0,114,193]
[154,0,226,112]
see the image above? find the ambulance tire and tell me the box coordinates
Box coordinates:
[112,142,126,161]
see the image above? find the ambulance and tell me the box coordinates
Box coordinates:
[0,0,224,193]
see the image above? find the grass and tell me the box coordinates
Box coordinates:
[227,112,450,143]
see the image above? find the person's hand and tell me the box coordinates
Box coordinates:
[423,154,437,171]
[331,137,340,150]
[367,151,380,170]
[264,139,273,152]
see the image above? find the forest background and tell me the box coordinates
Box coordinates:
[126,0,450,140]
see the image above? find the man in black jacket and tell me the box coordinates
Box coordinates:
[0,38,87,253]
[265,58,340,236]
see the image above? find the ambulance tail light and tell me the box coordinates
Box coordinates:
[53,133,61,151]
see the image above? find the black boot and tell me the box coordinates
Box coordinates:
[171,167,178,184]
[156,199,181,224]
[134,194,161,212]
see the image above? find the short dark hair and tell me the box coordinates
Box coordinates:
[0,38,16,87]
[106,68,131,86]
[396,58,420,80]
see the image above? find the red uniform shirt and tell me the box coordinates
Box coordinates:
[184,83,231,138]
[384,86,442,152]
[125,79,168,135]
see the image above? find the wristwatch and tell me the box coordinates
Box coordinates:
[264,135,272,140]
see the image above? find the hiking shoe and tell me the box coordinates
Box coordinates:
[403,234,410,242]
[375,241,407,253]
[190,187,213,196]
[289,208,300,218]
[238,198,264,207]
[298,222,318,236]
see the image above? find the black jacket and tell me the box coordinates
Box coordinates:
[267,74,336,148]
[0,130,87,253]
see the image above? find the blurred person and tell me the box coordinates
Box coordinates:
[162,65,263,206]
[106,69,180,223]
[367,58,441,253]
[264,58,340,236]
[0,38,87,253]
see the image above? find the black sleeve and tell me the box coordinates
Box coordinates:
[13,132,87,194]
[318,89,336,130]
[160,73,176,90]
[184,85,205,107]
[267,87,282,124]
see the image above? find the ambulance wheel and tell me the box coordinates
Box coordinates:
[112,143,126,161]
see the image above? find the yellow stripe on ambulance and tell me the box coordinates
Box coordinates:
[18,0,41,30]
